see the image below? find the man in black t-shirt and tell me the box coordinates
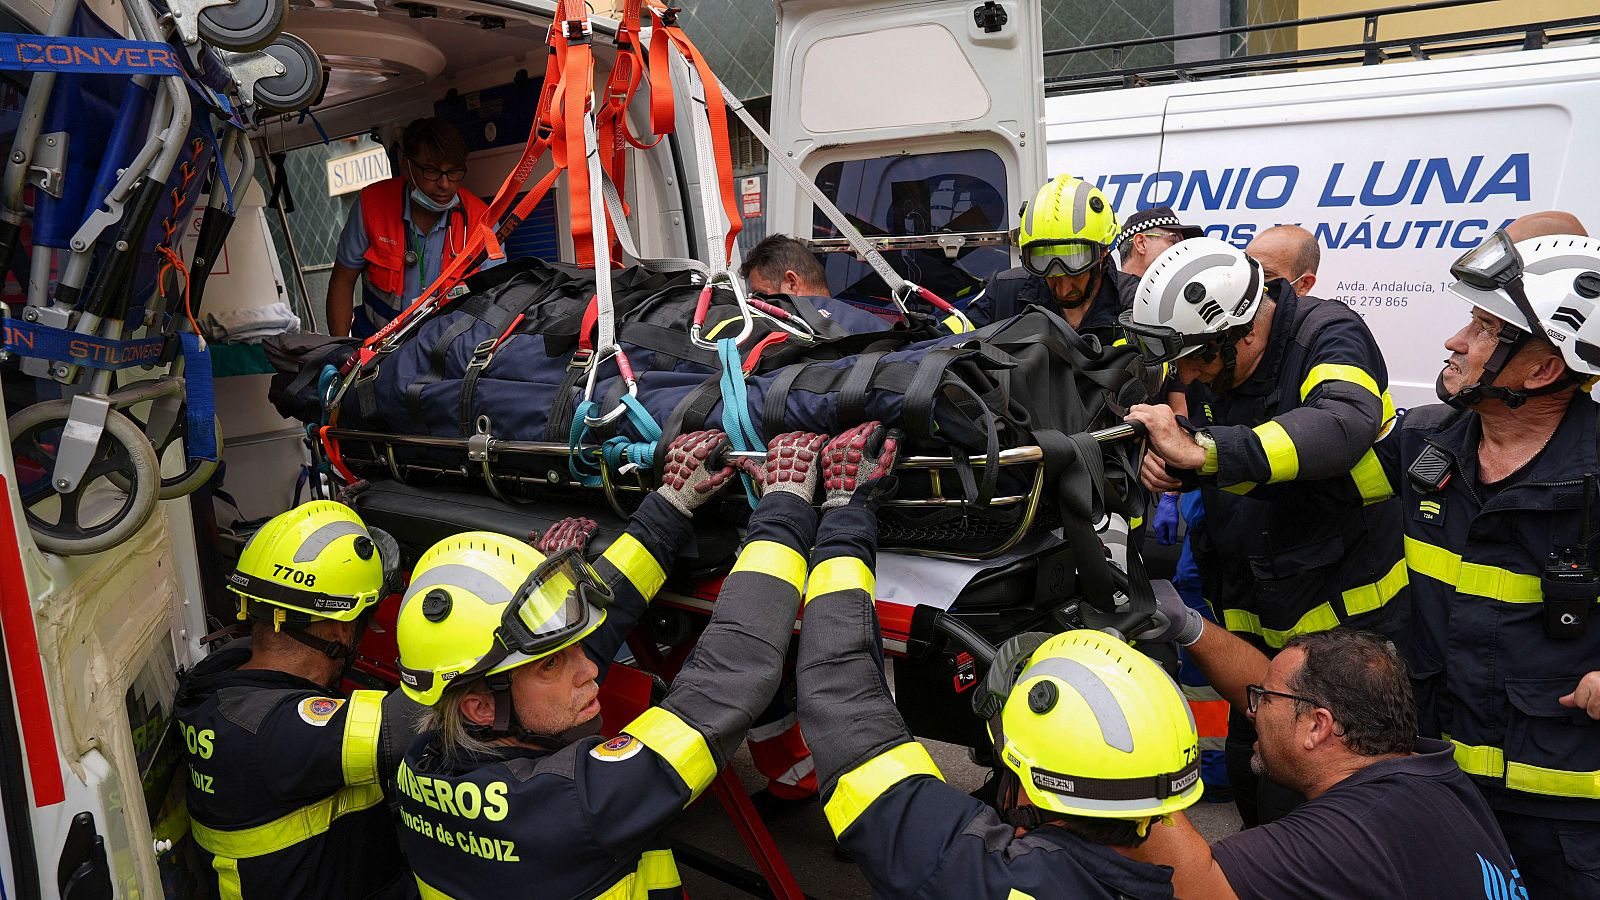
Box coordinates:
[1128,609,1526,899]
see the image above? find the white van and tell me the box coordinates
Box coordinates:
[1044,42,1600,408]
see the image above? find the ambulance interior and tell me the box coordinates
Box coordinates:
[2,0,1598,896]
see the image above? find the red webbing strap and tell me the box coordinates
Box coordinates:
[742,332,788,374]
[647,14,676,140]
[555,8,597,268]
[578,294,600,353]
[653,12,743,262]
[597,0,649,238]
[350,42,567,367]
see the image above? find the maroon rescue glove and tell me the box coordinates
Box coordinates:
[656,429,738,516]
[536,517,599,555]
[821,422,901,510]
[733,432,828,501]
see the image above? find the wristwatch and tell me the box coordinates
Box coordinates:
[1195,429,1219,475]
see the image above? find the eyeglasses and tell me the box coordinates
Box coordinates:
[411,163,468,183]
[1140,230,1181,245]
[1245,684,1320,715]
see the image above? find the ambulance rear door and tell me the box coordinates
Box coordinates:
[766,0,1045,305]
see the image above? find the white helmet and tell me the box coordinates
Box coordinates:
[1521,235,1600,379]
[1119,237,1264,365]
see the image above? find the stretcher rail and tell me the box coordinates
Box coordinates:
[324,423,1142,561]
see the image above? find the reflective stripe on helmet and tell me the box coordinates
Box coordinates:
[1013,657,1134,752]
[294,520,367,563]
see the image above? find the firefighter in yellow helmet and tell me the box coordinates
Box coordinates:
[794,422,1201,898]
[963,174,1137,345]
[393,428,842,899]
[175,500,419,899]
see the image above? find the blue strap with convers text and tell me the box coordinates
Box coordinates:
[1,318,217,460]
[0,34,185,76]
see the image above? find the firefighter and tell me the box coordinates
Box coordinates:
[390,428,830,899]
[1119,236,1406,828]
[794,422,1201,898]
[1377,230,1600,899]
[175,501,416,899]
[963,174,1137,346]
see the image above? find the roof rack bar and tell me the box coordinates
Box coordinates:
[1044,15,1600,93]
[1044,0,1500,59]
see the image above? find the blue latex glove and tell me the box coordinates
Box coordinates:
[1153,491,1180,545]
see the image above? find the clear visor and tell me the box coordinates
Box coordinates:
[1450,229,1522,290]
[1022,239,1104,277]
[498,549,612,658]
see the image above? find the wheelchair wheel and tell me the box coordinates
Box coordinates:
[9,401,161,556]
[252,34,325,114]
[108,408,224,500]
[197,0,287,53]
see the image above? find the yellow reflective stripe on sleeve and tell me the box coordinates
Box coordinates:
[824,741,943,837]
[190,783,385,858]
[341,690,384,786]
[804,556,875,606]
[624,707,718,800]
[595,849,683,899]
[416,877,459,900]
[1449,739,1600,799]
[731,541,807,592]
[1008,892,1038,900]
[212,855,243,900]
[1342,559,1409,616]
[1300,363,1380,400]
[1404,537,1543,603]
[603,533,667,600]
[1129,516,1145,531]
[1252,420,1299,483]
[1223,560,1405,648]
[1222,481,1257,495]
[1349,448,1394,504]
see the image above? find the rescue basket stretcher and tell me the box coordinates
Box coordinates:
[321,422,1144,561]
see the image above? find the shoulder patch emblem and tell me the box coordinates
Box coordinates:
[298,696,344,726]
[589,734,643,762]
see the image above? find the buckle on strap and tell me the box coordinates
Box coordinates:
[468,337,498,369]
[569,347,594,371]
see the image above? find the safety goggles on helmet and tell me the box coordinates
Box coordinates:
[1450,229,1539,334]
[1117,313,1220,365]
[498,548,612,658]
[1021,238,1105,278]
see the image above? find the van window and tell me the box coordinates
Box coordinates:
[812,148,1009,304]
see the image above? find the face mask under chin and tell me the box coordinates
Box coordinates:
[410,186,460,214]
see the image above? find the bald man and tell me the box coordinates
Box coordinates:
[1247,225,1321,296]
[1507,210,1588,242]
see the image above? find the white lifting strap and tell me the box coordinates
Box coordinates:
[717,83,973,332]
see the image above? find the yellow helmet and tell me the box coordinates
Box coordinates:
[1017,175,1119,278]
[395,532,611,705]
[993,630,1201,820]
[228,501,385,625]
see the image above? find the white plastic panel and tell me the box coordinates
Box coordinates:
[799,24,989,133]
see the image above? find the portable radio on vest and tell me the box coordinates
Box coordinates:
[1543,474,1597,640]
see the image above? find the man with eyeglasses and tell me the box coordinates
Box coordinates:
[1119,236,1407,830]
[963,174,1137,346]
[1121,603,1525,899]
[1371,218,1600,898]
[327,117,490,338]
[1117,206,1205,279]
